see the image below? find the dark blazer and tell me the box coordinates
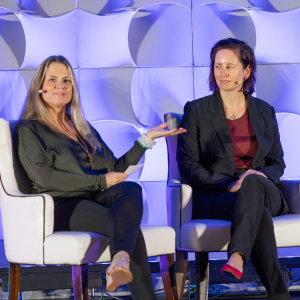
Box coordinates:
[177,89,287,218]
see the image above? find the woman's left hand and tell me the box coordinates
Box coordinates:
[146,122,187,140]
[239,169,267,184]
[227,170,267,193]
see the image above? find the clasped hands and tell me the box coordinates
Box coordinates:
[105,122,187,188]
[227,169,267,193]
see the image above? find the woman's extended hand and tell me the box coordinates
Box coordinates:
[227,169,267,193]
[146,122,187,140]
[105,172,129,188]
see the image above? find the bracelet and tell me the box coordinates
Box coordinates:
[137,134,156,149]
[137,140,147,150]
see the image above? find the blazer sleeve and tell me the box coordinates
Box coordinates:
[177,101,232,189]
[259,107,285,183]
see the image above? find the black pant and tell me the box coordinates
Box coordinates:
[54,182,157,300]
[211,174,290,300]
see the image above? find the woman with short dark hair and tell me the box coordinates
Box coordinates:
[177,38,290,299]
[17,55,186,299]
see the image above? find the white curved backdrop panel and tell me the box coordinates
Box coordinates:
[134,0,191,9]
[276,113,300,180]
[193,0,250,9]
[79,68,138,124]
[18,10,77,69]
[0,71,27,120]
[193,3,256,66]
[0,9,25,70]
[129,3,192,66]
[193,0,300,11]
[90,120,145,182]
[140,181,167,225]
[248,8,300,63]
[78,9,136,68]
[248,0,300,12]
[194,67,211,100]
[78,0,133,15]
[15,0,76,17]
[131,67,193,126]
[139,134,168,181]
[256,65,300,115]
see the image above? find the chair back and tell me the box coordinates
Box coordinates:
[0,119,22,196]
[164,112,185,186]
[8,121,32,194]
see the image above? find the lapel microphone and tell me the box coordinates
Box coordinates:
[38,90,47,93]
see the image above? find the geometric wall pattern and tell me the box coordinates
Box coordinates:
[1,0,300,238]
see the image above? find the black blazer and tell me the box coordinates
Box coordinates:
[177,89,287,218]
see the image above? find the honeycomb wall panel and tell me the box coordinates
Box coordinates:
[0,0,299,234]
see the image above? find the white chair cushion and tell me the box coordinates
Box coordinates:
[180,219,231,252]
[44,225,175,265]
[273,214,300,247]
[142,225,175,257]
[180,215,300,252]
[44,232,110,265]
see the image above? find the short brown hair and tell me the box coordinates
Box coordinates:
[209,38,256,95]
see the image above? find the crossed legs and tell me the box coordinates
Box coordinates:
[54,181,157,300]
[211,174,290,299]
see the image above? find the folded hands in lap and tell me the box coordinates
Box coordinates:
[227,169,267,193]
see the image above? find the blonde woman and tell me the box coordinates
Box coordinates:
[17,55,186,299]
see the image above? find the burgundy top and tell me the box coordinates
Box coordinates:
[227,107,258,169]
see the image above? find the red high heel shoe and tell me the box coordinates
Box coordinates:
[221,263,243,280]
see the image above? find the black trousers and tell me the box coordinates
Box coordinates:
[210,174,290,300]
[54,181,157,300]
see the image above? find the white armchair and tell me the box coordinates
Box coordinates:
[165,112,300,300]
[0,118,178,300]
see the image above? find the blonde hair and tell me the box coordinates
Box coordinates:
[19,55,101,152]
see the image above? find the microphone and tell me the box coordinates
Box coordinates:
[38,90,47,93]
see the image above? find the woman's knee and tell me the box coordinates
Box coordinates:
[120,181,142,195]
[118,181,143,205]
[241,174,265,189]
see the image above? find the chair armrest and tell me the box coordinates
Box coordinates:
[166,184,192,249]
[277,180,300,214]
[0,181,54,264]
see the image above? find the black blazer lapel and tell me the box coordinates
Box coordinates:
[208,90,235,166]
[247,94,265,167]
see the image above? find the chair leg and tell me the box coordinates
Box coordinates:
[195,252,209,300]
[159,254,178,300]
[8,263,20,300]
[72,265,88,300]
[175,250,188,300]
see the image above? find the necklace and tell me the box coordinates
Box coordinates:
[223,99,247,120]
[230,114,238,120]
[76,134,94,170]
[60,119,94,170]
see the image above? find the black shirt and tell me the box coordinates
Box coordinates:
[17,120,145,199]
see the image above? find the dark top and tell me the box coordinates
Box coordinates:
[17,120,145,200]
[177,89,287,218]
[227,107,258,169]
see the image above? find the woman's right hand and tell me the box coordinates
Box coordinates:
[105,172,129,188]
[227,180,242,193]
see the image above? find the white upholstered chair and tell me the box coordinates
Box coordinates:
[0,118,178,300]
[164,112,300,300]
